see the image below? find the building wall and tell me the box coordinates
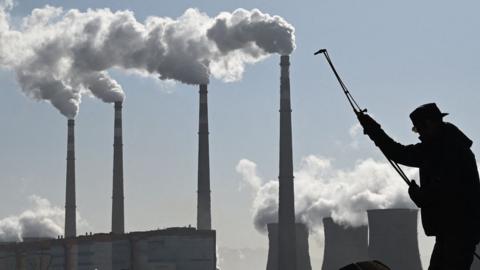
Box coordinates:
[147,235,215,270]
[77,241,93,270]
[91,241,113,270]
[0,228,216,270]
[111,239,130,270]
[0,249,16,270]
[49,245,65,270]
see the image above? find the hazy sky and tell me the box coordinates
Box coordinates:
[1,0,480,269]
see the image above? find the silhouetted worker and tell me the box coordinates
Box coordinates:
[357,103,480,270]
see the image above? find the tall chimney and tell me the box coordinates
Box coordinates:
[65,119,76,238]
[278,55,296,270]
[112,101,125,234]
[197,84,211,230]
[266,223,311,270]
[321,217,369,270]
[367,209,422,270]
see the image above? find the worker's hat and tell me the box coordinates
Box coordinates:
[410,103,448,125]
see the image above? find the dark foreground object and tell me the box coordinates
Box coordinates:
[340,260,390,270]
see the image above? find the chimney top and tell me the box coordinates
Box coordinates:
[280,55,290,66]
[67,119,75,126]
[114,101,123,109]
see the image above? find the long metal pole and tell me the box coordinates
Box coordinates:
[315,49,411,186]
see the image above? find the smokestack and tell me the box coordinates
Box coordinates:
[266,223,311,270]
[321,217,369,270]
[112,101,125,234]
[197,84,211,230]
[367,209,422,270]
[278,55,296,270]
[65,119,76,238]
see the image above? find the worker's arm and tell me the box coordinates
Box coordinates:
[357,113,424,168]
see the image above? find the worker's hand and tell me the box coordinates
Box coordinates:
[357,112,381,136]
[408,180,423,207]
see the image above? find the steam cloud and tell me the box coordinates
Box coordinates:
[236,155,416,234]
[0,5,295,118]
[0,195,88,242]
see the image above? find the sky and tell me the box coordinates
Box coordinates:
[1,0,480,269]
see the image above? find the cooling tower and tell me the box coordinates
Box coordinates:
[112,101,125,234]
[278,55,296,270]
[321,217,369,270]
[197,84,211,230]
[65,119,76,238]
[367,209,422,270]
[267,223,311,270]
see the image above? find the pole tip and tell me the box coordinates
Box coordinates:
[314,49,327,55]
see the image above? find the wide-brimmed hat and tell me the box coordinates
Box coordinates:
[409,103,448,125]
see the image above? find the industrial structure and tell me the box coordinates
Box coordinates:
[321,217,369,270]
[0,228,216,270]
[197,84,212,230]
[0,93,220,270]
[111,101,125,234]
[278,55,297,270]
[367,209,422,270]
[65,119,76,239]
[0,54,435,270]
[266,223,312,270]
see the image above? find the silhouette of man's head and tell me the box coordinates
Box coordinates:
[410,103,448,140]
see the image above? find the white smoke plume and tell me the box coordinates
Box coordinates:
[0,195,89,242]
[0,5,295,118]
[207,8,295,81]
[236,155,416,234]
[208,9,294,55]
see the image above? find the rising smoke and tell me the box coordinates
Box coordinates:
[0,195,88,242]
[236,155,416,234]
[0,5,295,118]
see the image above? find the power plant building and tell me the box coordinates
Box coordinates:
[0,228,216,270]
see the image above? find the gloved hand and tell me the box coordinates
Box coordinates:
[357,112,381,136]
[408,180,424,207]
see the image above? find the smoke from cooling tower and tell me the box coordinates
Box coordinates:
[236,155,416,233]
[0,5,295,118]
[0,195,88,242]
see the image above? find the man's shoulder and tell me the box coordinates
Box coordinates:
[442,123,473,150]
